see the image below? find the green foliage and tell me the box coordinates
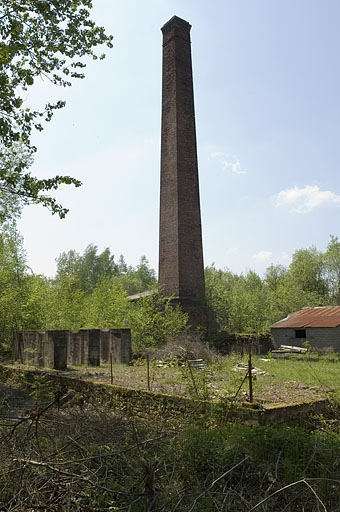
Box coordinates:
[44,279,86,330]
[205,265,232,330]
[288,246,327,302]
[0,226,31,350]
[128,293,188,352]
[29,374,54,411]
[0,1,112,217]
[324,235,340,304]
[55,247,157,295]
[84,279,130,328]
[56,244,119,294]
[5,233,340,360]
[205,266,269,333]
[168,422,340,510]
[0,143,82,219]
[0,0,113,149]
[206,235,340,334]
[16,245,186,351]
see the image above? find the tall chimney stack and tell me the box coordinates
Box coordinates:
[158,16,207,329]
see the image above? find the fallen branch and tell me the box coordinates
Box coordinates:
[13,458,123,496]
[188,455,250,511]
[248,477,340,511]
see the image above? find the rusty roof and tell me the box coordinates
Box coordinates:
[270,306,340,329]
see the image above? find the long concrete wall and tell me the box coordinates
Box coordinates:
[13,329,132,370]
[211,332,274,355]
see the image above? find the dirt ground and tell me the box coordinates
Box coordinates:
[0,363,331,419]
[67,364,331,406]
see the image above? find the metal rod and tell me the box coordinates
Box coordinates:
[248,340,253,402]
[110,352,113,385]
[147,354,151,391]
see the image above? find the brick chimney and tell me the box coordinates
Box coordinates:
[158,16,207,330]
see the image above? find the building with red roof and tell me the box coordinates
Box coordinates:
[270,306,340,352]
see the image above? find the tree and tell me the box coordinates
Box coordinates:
[264,264,288,292]
[43,275,86,329]
[205,265,233,331]
[78,245,118,293]
[0,143,82,218]
[0,0,113,216]
[206,266,270,333]
[113,256,157,295]
[228,271,268,332]
[84,278,130,329]
[129,293,188,352]
[323,235,340,304]
[0,144,32,222]
[0,226,30,349]
[264,264,293,324]
[288,247,327,301]
[55,245,119,294]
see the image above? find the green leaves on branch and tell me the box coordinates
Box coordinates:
[206,235,340,334]
[0,1,112,217]
[0,0,113,148]
[0,144,82,219]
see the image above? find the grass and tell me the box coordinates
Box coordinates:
[64,351,340,405]
[2,353,340,510]
[254,353,340,387]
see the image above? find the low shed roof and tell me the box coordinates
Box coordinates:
[270,306,340,329]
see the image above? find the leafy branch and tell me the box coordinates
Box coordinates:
[0,1,113,218]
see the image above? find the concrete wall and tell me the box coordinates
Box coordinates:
[211,332,274,355]
[99,329,132,364]
[13,331,54,368]
[13,329,132,369]
[0,365,329,428]
[271,327,340,352]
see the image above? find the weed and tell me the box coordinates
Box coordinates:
[29,374,54,411]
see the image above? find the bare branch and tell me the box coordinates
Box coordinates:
[248,478,340,512]
[13,458,124,496]
[188,455,250,512]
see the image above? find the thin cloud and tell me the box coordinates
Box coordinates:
[275,185,340,213]
[226,247,239,256]
[224,158,246,174]
[211,152,247,174]
[252,250,272,263]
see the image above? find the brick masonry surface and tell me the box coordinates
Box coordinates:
[158,16,207,329]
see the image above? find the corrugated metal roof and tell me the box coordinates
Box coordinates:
[127,290,156,301]
[270,306,340,329]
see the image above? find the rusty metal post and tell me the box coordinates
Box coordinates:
[110,352,113,385]
[248,339,253,402]
[147,355,151,391]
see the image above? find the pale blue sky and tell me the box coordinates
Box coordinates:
[18,0,340,277]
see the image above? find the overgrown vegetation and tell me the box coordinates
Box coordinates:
[2,3,340,510]
[0,231,188,353]
[206,235,340,332]
[39,350,338,405]
[0,372,339,511]
[3,231,340,353]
